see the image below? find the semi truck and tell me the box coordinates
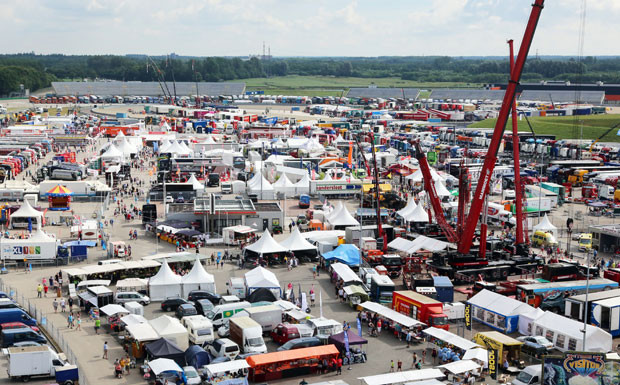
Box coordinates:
[7,346,78,384]
[392,290,449,330]
[229,316,267,354]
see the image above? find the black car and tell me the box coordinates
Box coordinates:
[187,290,221,304]
[194,299,214,316]
[277,337,322,351]
[237,172,249,182]
[207,174,220,187]
[175,303,198,319]
[161,297,188,312]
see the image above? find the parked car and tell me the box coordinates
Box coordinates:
[161,297,188,312]
[517,335,554,349]
[175,304,198,319]
[277,337,322,351]
[271,323,314,345]
[205,338,239,360]
[0,322,39,333]
[182,366,202,385]
[175,196,185,204]
[114,291,150,306]
[194,299,214,316]
[187,290,221,304]
[519,339,548,358]
[165,195,174,203]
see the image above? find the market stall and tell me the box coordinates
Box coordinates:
[46,184,73,211]
[467,289,535,333]
[244,229,287,265]
[358,368,444,385]
[9,199,43,229]
[529,310,612,352]
[204,359,250,384]
[244,266,281,298]
[422,327,481,355]
[149,315,189,351]
[145,338,186,368]
[359,301,426,330]
[279,227,318,261]
[246,345,339,382]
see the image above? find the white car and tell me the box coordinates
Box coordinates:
[504,189,516,199]
[182,366,202,385]
[165,195,174,203]
[517,335,554,349]
[206,338,239,360]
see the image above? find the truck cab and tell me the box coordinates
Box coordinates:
[513,365,541,385]
[370,275,395,304]
[381,254,403,278]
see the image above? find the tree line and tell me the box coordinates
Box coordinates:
[1,53,620,95]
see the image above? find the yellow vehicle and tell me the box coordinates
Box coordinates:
[567,170,588,186]
[532,230,558,247]
[473,332,523,366]
[578,233,593,251]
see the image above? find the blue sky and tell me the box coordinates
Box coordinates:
[1,0,618,56]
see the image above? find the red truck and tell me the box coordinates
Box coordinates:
[392,290,449,330]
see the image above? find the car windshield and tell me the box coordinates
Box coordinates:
[185,369,198,378]
[197,329,212,336]
[247,337,263,347]
[516,371,533,384]
[432,316,448,326]
[205,310,215,319]
[580,239,591,245]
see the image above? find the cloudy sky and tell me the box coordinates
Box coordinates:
[2,0,618,57]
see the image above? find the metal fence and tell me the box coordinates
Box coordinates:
[0,278,88,385]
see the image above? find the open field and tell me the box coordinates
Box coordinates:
[235,75,478,96]
[469,113,620,142]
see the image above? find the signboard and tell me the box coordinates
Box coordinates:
[464,303,472,330]
[543,353,606,385]
[1,241,58,260]
[488,348,499,380]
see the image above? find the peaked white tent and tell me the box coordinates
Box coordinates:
[533,214,557,236]
[279,227,318,252]
[186,174,205,191]
[435,181,451,197]
[324,201,344,222]
[273,173,296,198]
[148,260,182,301]
[181,258,215,296]
[117,138,138,157]
[244,266,281,297]
[245,230,287,256]
[405,203,429,223]
[517,307,545,336]
[293,173,311,195]
[10,199,44,229]
[159,139,172,153]
[101,144,124,162]
[202,135,216,144]
[327,205,360,228]
[168,141,191,157]
[530,310,611,352]
[149,315,189,350]
[406,168,442,183]
[397,198,417,219]
[247,171,274,200]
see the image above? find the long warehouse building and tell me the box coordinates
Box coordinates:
[52,81,246,97]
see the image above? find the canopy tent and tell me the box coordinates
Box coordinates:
[148,358,183,376]
[273,173,296,197]
[116,278,149,291]
[330,262,363,284]
[205,360,250,377]
[359,301,425,329]
[100,144,124,162]
[388,236,449,254]
[167,141,191,157]
[185,345,210,370]
[406,168,442,183]
[181,258,215,296]
[359,369,444,385]
[279,227,318,253]
[186,174,205,191]
[293,173,311,195]
[244,266,281,298]
[322,244,361,266]
[247,287,278,303]
[328,330,368,350]
[245,230,287,256]
[247,171,275,199]
[149,315,189,351]
[533,214,558,237]
[100,304,130,316]
[126,322,159,342]
[439,360,481,375]
[10,199,44,229]
[148,260,182,301]
[326,205,360,229]
[159,139,172,153]
[517,307,545,336]
[530,310,612,352]
[117,138,139,157]
[434,181,451,198]
[404,203,429,223]
[462,348,488,364]
[423,327,481,352]
[396,198,417,219]
[145,338,186,368]
[467,289,535,333]
[120,314,148,327]
[47,184,73,211]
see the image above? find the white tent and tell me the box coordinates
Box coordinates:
[423,327,481,351]
[327,205,360,228]
[244,266,281,297]
[100,304,130,316]
[324,201,343,222]
[406,168,441,182]
[10,199,43,229]
[462,348,488,364]
[159,139,172,153]
[467,289,535,333]
[117,138,138,156]
[334,134,346,143]
[120,314,148,327]
[126,322,159,342]
[359,369,444,385]
[530,311,612,352]
[179,141,192,154]
[533,214,558,236]
[397,198,417,219]
[148,260,182,301]
[245,230,287,256]
[435,181,451,198]
[149,315,189,350]
[202,135,216,144]
[100,144,124,162]
[518,307,545,336]
[186,174,205,191]
[405,203,429,223]
[148,358,183,375]
[279,227,318,253]
[182,258,216,296]
[407,235,449,253]
[293,173,311,195]
[273,173,296,198]
[439,360,481,375]
[168,141,191,157]
[247,171,274,200]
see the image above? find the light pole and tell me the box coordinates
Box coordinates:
[582,248,591,350]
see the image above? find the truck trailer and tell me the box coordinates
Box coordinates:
[392,290,449,330]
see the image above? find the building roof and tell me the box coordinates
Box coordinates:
[347,87,420,99]
[253,202,282,212]
[194,195,255,214]
[519,90,605,104]
[429,88,506,101]
[52,81,246,97]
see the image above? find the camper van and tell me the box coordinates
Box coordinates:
[205,301,251,328]
[182,315,215,345]
[226,277,246,299]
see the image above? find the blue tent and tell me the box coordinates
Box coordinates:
[322,244,361,266]
[185,345,210,369]
[63,240,97,247]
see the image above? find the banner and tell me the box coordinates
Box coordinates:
[464,303,472,330]
[343,329,350,357]
[488,349,499,380]
[543,353,606,385]
[357,318,362,337]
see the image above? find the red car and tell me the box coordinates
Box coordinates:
[271,323,313,345]
[0,322,39,333]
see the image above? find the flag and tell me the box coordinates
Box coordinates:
[357,318,362,337]
[319,290,323,318]
[27,218,32,233]
[343,329,350,357]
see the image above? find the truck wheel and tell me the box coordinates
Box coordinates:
[63,381,74,385]
[21,376,30,383]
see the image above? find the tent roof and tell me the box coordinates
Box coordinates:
[181,258,214,284]
[149,315,187,336]
[245,266,280,289]
[100,304,130,316]
[126,322,159,342]
[279,227,317,252]
[117,138,138,155]
[406,168,441,182]
[47,184,73,195]
[30,228,56,242]
[120,314,148,327]
[149,260,182,285]
[462,348,488,363]
[435,181,451,197]
[11,199,43,218]
[408,235,449,253]
[247,171,274,191]
[293,173,311,188]
[439,360,481,375]
[423,327,481,351]
[322,244,361,266]
[167,141,190,155]
[359,301,425,329]
[186,174,205,190]
[330,262,363,284]
[146,337,184,357]
[533,311,612,351]
[205,360,250,376]
[202,135,216,144]
[328,330,368,346]
[533,214,557,232]
[245,230,287,255]
[148,358,183,375]
[101,144,123,159]
[327,205,360,227]
[468,289,535,316]
[359,368,444,385]
[397,198,417,218]
[273,173,295,188]
[405,204,429,223]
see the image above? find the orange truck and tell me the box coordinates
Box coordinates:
[392,290,449,330]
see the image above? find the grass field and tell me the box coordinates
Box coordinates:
[469,114,620,142]
[235,76,478,96]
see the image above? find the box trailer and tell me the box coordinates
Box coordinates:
[392,290,449,330]
[591,297,620,336]
[565,288,620,322]
[7,346,77,384]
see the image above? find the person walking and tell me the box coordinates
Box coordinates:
[76,314,81,331]
[67,313,73,329]
[397,359,403,372]
[68,297,73,311]
[390,359,395,373]
[422,350,426,365]
[37,284,43,298]
[94,318,101,334]
[60,298,66,312]
[103,341,108,359]
[52,299,58,313]
[411,352,418,369]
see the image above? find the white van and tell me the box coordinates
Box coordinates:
[513,365,541,385]
[226,277,246,299]
[206,301,251,328]
[182,315,214,345]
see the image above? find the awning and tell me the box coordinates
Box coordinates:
[78,291,98,307]
[462,348,488,363]
[100,304,130,316]
[120,314,147,327]
[77,280,111,288]
[205,359,250,376]
[423,327,481,351]
[148,358,183,375]
[359,301,425,329]
[126,323,159,342]
[359,368,444,385]
[439,359,481,375]
[330,262,362,284]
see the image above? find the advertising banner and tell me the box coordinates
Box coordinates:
[465,302,472,330]
[488,348,499,380]
[543,353,607,385]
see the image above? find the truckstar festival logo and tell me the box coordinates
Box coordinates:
[563,354,605,376]
[10,246,41,256]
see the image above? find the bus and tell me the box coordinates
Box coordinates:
[516,278,617,313]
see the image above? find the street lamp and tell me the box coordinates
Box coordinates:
[582,248,591,351]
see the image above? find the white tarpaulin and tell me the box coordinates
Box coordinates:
[406,168,441,182]
[388,237,415,253]
[404,204,429,223]
[359,301,425,329]
[533,214,558,237]
[397,198,417,219]
[126,322,159,342]
[148,260,182,301]
[120,314,147,327]
[245,266,281,297]
[407,235,449,253]
[518,307,545,336]
[439,360,480,375]
[359,369,444,385]
[181,258,216,296]
[330,262,363,284]
[279,227,317,252]
[100,304,130,316]
[245,230,287,255]
[423,327,481,351]
[149,315,189,350]
[462,348,488,363]
[531,311,612,352]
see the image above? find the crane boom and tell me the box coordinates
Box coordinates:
[509,39,525,246]
[458,0,545,254]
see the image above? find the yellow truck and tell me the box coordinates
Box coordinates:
[567,170,588,186]
[473,331,523,366]
[578,233,592,251]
